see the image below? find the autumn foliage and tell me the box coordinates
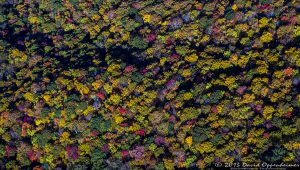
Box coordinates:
[0,0,300,169]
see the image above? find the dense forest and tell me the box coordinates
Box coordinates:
[0,0,299,169]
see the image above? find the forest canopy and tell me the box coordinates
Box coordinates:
[0,0,299,169]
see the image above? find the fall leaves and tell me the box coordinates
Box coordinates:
[0,0,300,169]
